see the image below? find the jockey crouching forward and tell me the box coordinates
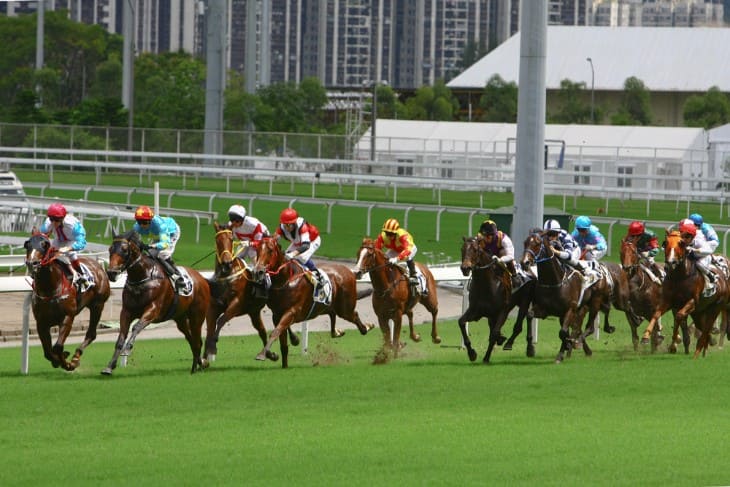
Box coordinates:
[227,204,269,267]
[275,208,324,293]
[40,203,91,289]
[478,219,523,290]
[375,218,427,296]
[543,219,584,275]
[679,218,717,295]
[133,205,185,292]
[627,221,663,280]
[571,216,607,277]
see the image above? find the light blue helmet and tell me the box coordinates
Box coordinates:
[689,213,703,226]
[575,216,592,230]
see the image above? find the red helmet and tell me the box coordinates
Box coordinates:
[678,218,697,236]
[280,208,298,224]
[628,221,644,236]
[135,205,154,221]
[382,218,400,233]
[47,203,67,219]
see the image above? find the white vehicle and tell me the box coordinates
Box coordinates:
[0,171,31,232]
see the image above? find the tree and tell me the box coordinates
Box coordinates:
[550,79,593,124]
[402,79,458,121]
[611,76,652,126]
[683,86,730,129]
[254,78,328,133]
[478,74,518,122]
[224,71,261,130]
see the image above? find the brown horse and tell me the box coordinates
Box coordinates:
[643,230,729,356]
[250,237,374,368]
[205,223,298,362]
[354,237,440,355]
[458,235,535,363]
[521,231,612,363]
[24,230,111,371]
[619,237,666,350]
[103,229,211,374]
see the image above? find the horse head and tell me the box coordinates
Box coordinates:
[663,230,687,272]
[24,229,54,278]
[107,230,144,282]
[460,235,491,277]
[620,237,641,274]
[213,222,236,276]
[354,237,384,279]
[520,229,546,269]
[251,237,283,284]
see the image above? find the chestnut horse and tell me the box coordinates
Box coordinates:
[251,237,374,368]
[205,223,298,362]
[643,230,729,357]
[619,237,666,350]
[24,230,111,371]
[103,230,211,374]
[521,231,612,363]
[354,237,440,355]
[458,235,535,363]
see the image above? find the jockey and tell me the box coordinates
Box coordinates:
[275,207,323,290]
[39,203,90,287]
[688,213,719,254]
[478,219,521,288]
[571,215,607,261]
[227,204,269,265]
[543,219,583,274]
[375,219,426,292]
[133,205,185,292]
[626,221,662,278]
[679,218,717,291]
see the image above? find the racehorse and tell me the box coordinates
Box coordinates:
[250,237,374,368]
[521,230,612,363]
[103,230,211,374]
[24,229,111,371]
[458,235,535,363]
[619,237,666,350]
[206,223,298,362]
[643,230,729,357]
[354,237,440,356]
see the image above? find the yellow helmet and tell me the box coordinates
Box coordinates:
[382,218,400,233]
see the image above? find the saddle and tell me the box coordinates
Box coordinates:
[307,270,332,305]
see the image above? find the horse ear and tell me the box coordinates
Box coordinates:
[31,227,39,235]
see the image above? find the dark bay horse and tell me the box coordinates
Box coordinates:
[458,235,535,363]
[251,237,374,368]
[103,230,211,374]
[24,230,111,370]
[521,231,612,363]
[620,237,666,350]
[354,237,440,355]
[206,223,298,362]
[643,230,729,356]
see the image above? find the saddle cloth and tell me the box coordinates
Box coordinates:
[76,263,95,293]
[310,270,332,305]
[174,268,194,297]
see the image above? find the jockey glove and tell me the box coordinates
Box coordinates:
[388,257,399,265]
[140,243,150,251]
[585,244,595,251]
[58,246,71,253]
[285,252,296,260]
[558,251,570,260]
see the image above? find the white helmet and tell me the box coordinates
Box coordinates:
[544,219,561,231]
[228,204,247,221]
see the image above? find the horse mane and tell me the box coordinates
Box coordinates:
[119,229,143,247]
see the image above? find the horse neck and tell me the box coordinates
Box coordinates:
[125,253,158,281]
[33,262,68,296]
[368,256,402,291]
[536,254,564,285]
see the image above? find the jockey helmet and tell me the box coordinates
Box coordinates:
[135,205,154,221]
[628,221,645,236]
[679,218,697,237]
[47,203,67,219]
[479,219,497,236]
[689,213,703,227]
[228,204,247,221]
[575,215,592,230]
[280,208,298,224]
[382,218,400,233]
[543,219,561,231]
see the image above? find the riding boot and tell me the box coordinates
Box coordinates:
[71,259,89,288]
[568,258,586,275]
[162,258,185,291]
[407,260,418,284]
[507,261,521,289]
[304,260,322,292]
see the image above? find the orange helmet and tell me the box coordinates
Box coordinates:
[678,218,697,237]
[628,221,644,236]
[382,218,400,233]
[135,205,154,221]
[47,203,67,219]
[280,208,298,224]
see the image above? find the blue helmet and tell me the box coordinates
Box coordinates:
[689,213,703,226]
[575,215,592,230]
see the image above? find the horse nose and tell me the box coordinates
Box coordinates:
[460,266,471,277]
[106,270,119,282]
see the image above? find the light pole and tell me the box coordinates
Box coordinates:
[586,57,595,124]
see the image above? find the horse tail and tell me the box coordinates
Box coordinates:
[357,288,374,300]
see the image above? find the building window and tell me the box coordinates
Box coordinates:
[397,158,413,176]
[573,165,591,185]
[441,160,453,179]
[617,166,633,188]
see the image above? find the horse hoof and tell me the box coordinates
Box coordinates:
[411,334,422,343]
[255,353,267,361]
[468,350,477,362]
[432,335,442,344]
[206,353,217,362]
[289,334,301,347]
[640,337,650,345]
[526,346,535,358]
[503,343,513,351]
[332,329,345,338]
[100,367,113,376]
[496,335,507,346]
[603,326,616,334]
[266,351,280,362]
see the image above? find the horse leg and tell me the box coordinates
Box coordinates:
[420,295,441,344]
[335,307,374,335]
[482,317,503,364]
[393,314,405,357]
[406,310,421,342]
[279,327,290,369]
[176,316,205,374]
[287,328,300,347]
[69,304,102,370]
[328,312,345,338]
[256,312,294,367]
[457,307,480,362]
[121,318,151,362]
[52,314,76,370]
[642,306,668,344]
[555,322,571,364]
[602,305,616,334]
[245,312,279,361]
[37,324,63,368]
[204,303,224,361]
[101,311,132,375]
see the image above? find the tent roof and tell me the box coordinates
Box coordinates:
[447,26,730,92]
